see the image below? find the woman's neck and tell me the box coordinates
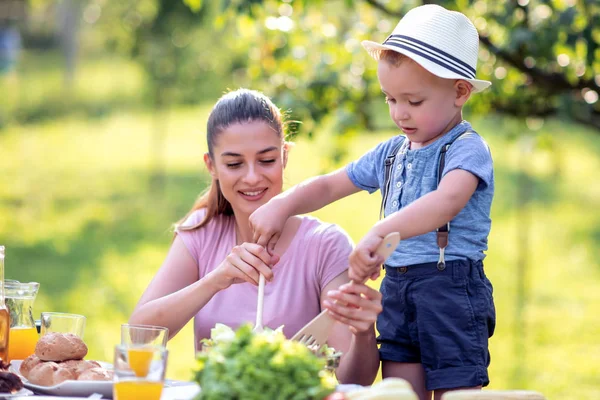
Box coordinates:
[233,212,254,245]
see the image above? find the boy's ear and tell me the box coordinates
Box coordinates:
[204,153,217,179]
[454,80,473,107]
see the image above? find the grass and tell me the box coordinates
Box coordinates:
[0,52,145,127]
[1,99,599,398]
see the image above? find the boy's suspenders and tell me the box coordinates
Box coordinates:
[380,141,403,219]
[436,143,452,270]
[380,132,470,270]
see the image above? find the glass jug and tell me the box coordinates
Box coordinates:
[0,246,9,362]
[5,280,39,361]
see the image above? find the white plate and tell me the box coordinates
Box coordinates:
[10,360,113,399]
[0,388,34,398]
[9,397,92,400]
[10,360,197,399]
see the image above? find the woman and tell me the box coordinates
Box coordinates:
[129,89,381,385]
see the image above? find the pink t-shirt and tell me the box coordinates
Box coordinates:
[176,209,353,349]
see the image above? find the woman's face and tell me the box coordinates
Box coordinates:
[205,120,286,217]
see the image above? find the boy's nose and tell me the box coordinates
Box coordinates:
[392,106,409,122]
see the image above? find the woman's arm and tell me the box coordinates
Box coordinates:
[321,272,381,386]
[129,236,219,338]
[130,237,276,339]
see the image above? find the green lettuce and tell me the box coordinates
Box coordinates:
[193,324,336,400]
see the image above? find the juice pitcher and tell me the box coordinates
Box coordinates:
[0,247,9,362]
[5,280,40,361]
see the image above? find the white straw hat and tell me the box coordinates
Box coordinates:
[362,4,491,93]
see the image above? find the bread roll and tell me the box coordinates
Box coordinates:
[441,390,546,400]
[77,367,112,381]
[59,359,100,377]
[19,354,42,379]
[35,333,88,362]
[27,362,76,386]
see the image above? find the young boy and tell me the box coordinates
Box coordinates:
[250,5,496,400]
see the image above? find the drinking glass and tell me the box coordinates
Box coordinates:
[5,280,40,361]
[40,312,86,338]
[113,344,168,400]
[121,324,168,348]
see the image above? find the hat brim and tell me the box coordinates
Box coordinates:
[362,40,491,93]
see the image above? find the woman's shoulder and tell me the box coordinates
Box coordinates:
[176,209,234,233]
[296,215,354,247]
[175,209,234,266]
[178,208,208,229]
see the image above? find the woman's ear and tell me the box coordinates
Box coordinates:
[204,153,217,179]
[282,143,290,168]
[454,80,473,107]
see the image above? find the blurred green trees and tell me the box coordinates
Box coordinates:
[4,0,599,137]
[180,0,600,135]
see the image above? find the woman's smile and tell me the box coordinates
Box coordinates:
[238,187,268,201]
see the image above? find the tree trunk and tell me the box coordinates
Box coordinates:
[57,0,80,88]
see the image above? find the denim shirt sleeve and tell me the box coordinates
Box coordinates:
[346,136,405,194]
[442,132,493,189]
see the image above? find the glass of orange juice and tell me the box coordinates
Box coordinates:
[113,344,168,400]
[121,324,168,348]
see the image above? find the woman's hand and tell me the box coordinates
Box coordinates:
[208,243,279,291]
[322,281,383,335]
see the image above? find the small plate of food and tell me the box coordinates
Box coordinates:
[0,359,33,398]
[10,332,113,398]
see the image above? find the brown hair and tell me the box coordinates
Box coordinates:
[379,50,409,67]
[177,89,285,231]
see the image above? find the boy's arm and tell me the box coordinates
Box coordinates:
[349,169,478,282]
[376,169,478,238]
[250,168,360,251]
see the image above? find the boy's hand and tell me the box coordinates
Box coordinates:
[249,200,289,254]
[349,231,385,283]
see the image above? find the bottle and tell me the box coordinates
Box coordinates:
[0,246,10,361]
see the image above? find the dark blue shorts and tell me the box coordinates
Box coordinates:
[377,259,495,391]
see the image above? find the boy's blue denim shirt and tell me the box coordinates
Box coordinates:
[346,121,494,267]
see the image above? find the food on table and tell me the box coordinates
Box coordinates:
[441,390,547,399]
[344,378,417,400]
[18,332,111,386]
[0,360,24,394]
[60,359,101,376]
[202,323,341,360]
[198,322,242,348]
[193,323,335,400]
[26,361,76,386]
[77,367,112,381]
[324,394,347,400]
[21,356,112,386]
[18,354,42,377]
[35,332,88,362]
